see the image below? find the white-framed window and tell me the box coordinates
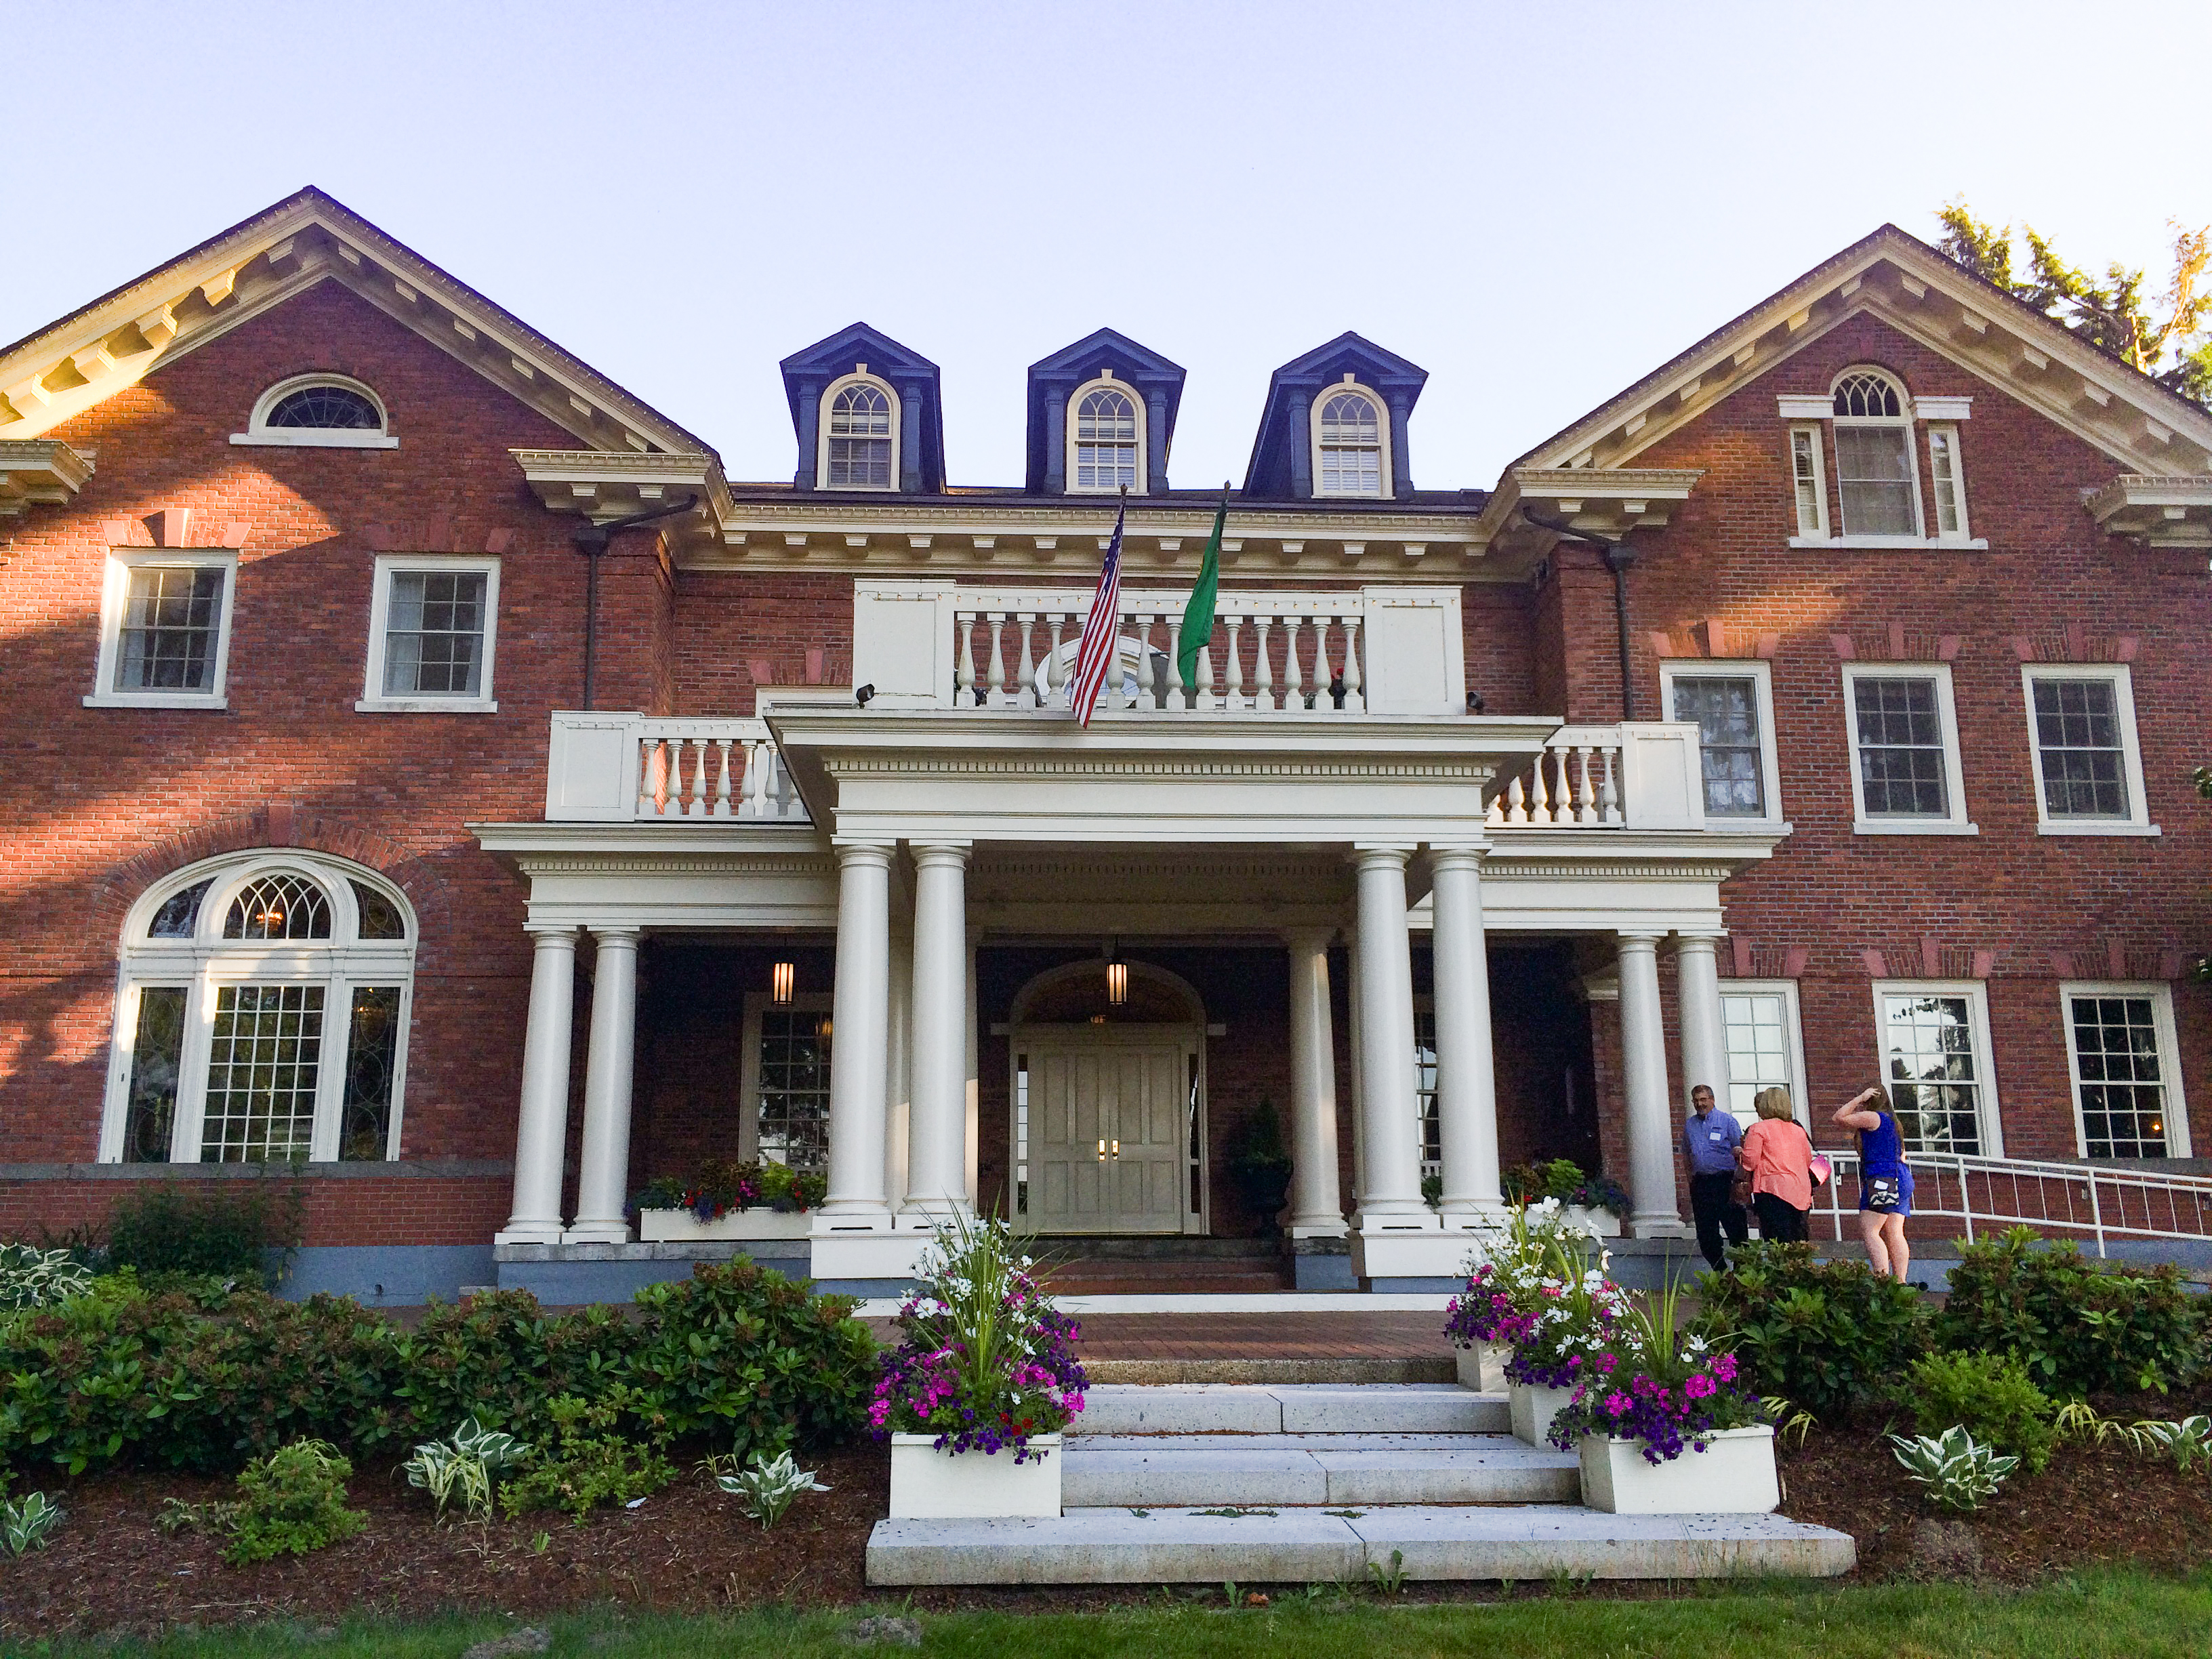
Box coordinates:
[2021,663,2156,835]
[1870,979,2002,1157]
[1068,376,1143,493]
[1830,369,1921,537]
[1780,375,1980,549]
[358,555,499,713]
[1660,659,1783,823]
[2061,982,2190,1159]
[231,373,398,449]
[1788,425,1828,539]
[739,991,833,1170]
[1719,979,1807,1125]
[1312,380,1389,498]
[100,853,415,1163]
[817,371,898,491]
[1926,424,1969,539]
[1840,661,1976,834]
[86,548,240,710]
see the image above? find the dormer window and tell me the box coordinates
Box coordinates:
[1780,369,1974,547]
[1313,384,1388,497]
[821,373,897,490]
[232,373,398,449]
[1071,380,1142,492]
[1830,369,1918,536]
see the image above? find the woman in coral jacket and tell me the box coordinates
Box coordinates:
[1738,1086,1815,1243]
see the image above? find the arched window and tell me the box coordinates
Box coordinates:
[1070,382,1141,492]
[821,375,897,489]
[1828,368,1919,535]
[234,374,397,449]
[102,854,416,1164]
[1314,387,1387,497]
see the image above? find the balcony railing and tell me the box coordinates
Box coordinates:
[546,714,804,823]
[1818,1149,2212,1256]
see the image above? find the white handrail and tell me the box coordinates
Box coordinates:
[1816,1147,2212,1258]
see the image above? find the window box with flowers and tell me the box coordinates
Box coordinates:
[873,1216,1087,1519]
[629,1160,828,1242]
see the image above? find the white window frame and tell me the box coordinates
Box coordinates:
[231,373,398,449]
[1659,658,1785,827]
[1065,373,1146,495]
[99,852,416,1164]
[1925,423,1971,541]
[1788,424,1828,539]
[1840,661,1977,835]
[739,989,835,1168]
[2020,663,2157,836]
[1869,979,2004,1158]
[1309,377,1391,499]
[1718,977,1808,1129]
[86,548,241,710]
[2059,980,2192,1160]
[357,554,501,713]
[815,370,900,492]
[1829,367,1924,541]
[1778,384,1986,550]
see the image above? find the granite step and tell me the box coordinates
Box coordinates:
[1070,1382,1509,1438]
[1061,1432,1580,1507]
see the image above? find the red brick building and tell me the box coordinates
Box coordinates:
[3,190,2206,1300]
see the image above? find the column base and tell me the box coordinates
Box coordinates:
[893,1202,972,1231]
[1631,1212,1694,1240]
[1288,1217,1351,1240]
[1437,1204,1515,1231]
[1349,1213,1469,1284]
[809,1230,931,1283]
[493,1221,567,1248]
[561,1220,632,1246]
[809,1207,897,1238]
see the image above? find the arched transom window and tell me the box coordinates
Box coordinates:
[1315,387,1386,497]
[234,373,397,449]
[104,853,416,1164]
[1828,368,1919,536]
[823,375,896,489]
[1071,382,1141,492]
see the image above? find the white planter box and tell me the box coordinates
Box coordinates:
[1454,1343,1508,1392]
[1559,1204,1624,1238]
[1509,1380,1579,1448]
[636,1208,813,1243]
[1578,1424,1780,1514]
[888,1433,1062,1518]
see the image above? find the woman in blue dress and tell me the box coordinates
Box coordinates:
[1831,1084,1913,1282]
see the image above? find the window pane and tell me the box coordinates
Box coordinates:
[1835,426,1918,535]
[1853,676,1950,817]
[1721,991,1791,1121]
[1880,992,1984,1154]
[266,385,380,429]
[350,881,406,939]
[1928,428,1963,535]
[756,1009,832,1172]
[1413,1008,1439,1176]
[383,571,486,696]
[2070,994,2169,1158]
[1670,674,1765,816]
[116,566,225,692]
[122,986,188,1162]
[1075,390,1139,489]
[148,879,213,939]
[224,874,332,940]
[340,986,402,1160]
[1790,429,1824,537]
[2033,677,2129,818]
[201,983,325,1162]
[1319,393,1382,496]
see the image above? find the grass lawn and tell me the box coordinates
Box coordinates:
[12,1571,2208,1659]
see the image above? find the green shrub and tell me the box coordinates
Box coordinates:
[1941,1227,2207,1397]
[1694,1241,1931,1420]
[1904,1349,2056,1473]
[224,1439,366,1563]
[104,1183,304,1285]
[499,1389,676,1521]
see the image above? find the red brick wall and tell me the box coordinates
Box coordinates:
[0,1171,510,1248]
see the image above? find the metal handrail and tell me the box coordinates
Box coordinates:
[1817,1147,2212,1258]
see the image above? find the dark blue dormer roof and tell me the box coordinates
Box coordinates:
[1244,332,1429,501]
[779,323,946,493]
[1024,329,1186,495]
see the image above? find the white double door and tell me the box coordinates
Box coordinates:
[1018,1025,1199,1234]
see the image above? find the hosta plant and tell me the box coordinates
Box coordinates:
[403,1416,531,1522]
[1890,1426,2020,1513]
[2137,1414,2212,1477]
[1,1490,63,1556]
[0,1244,93,1311]
[715,1449,830,1529]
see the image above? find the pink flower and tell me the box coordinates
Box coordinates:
[1685,1374,1715,1399]
[1604,1391,1632,1416]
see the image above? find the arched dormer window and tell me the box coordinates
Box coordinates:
[232,373,398,449]
[102,853,416,1164]
[1069,378,1143,493]
[1828,367,1919,536]
[819,372,899,490]
[1312,382,1389,497]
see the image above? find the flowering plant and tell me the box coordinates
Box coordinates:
[1502,1158,1633,1221]
[1499,1247,1631,1391]
[870,1214,1086,1462]
[1442,1200,1607,1351]
[628,1158,828,1221]
[1547,1284,1761,1463]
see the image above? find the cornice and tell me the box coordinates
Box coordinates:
[507,855,836,877]
[2086,474,2212,546]
[823,754,1494,783]
[0,438,94,518]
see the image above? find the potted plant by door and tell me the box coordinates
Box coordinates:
[1225,1098,1294,1237]
[872,1214,1088,1518]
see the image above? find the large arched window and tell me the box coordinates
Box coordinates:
[233,373,398,449]
[1828,368,1919,536]
[1313,384,1388,497]
[818,373,898,490]
[1069,379,1143,492]
[102,853,416,1164]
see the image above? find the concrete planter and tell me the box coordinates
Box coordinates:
[1559,1204,1624,1238]
[888,1433,1063,1519]
[1508,1380,1579,1448]
[636,1208,812,1244]
[1454,1343,1509,1391]
[1578,1425,1780,1514]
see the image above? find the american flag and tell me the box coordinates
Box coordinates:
[1069,501,1126,727]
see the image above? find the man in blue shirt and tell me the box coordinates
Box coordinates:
[1681,1083,1747,1271]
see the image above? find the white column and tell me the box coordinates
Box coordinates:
[1618,932,1685,1237]
[1284,927,1347,1236]
[497,925,578,1246]
[903,840,972,1216]
[1430,846,1504,1218]
[1351,846,1426,1219]
[964,937,981,1206]
[819,843,894,1223]
[565,926,642,1243]
[883,916,914,1212]
[1675,933,1729,1113]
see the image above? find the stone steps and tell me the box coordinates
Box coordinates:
[1063,1432,1580,1507]
[1070,1382,1509,1437]
[1083,1357,1456,1387]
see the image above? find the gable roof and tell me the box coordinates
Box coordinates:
[779,322,947,493]
[1245,331,1429,501]
[0,187,715,459]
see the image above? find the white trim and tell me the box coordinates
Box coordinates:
[230,372,398,449]
[1925,423,1971,541]
[85,548,240,710]
[1915,395,1973,421]
[2020,662,2156,836]
[815,372,901,492]
[1065,375,1145,495]
[1310,380,1392,499]
[1828,367,1925,539]
[1717,977,1808,1128]
[740,989,834,1169]
[1659,658,1784,828]
[1840,661,1975,835]
[1776,394,1832,421]
[1788,536,1989,551]
[1788,425,1828,539]
[356,554,501,713]
[2058,981,2192,1160]
[1869,979,2003,1159]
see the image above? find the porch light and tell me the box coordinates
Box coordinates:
[1105,960,1128,1006]
[771,961,795,1004]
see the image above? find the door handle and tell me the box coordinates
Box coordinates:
[1111,1139,1120,1158]
[1097,1139,1107,1162]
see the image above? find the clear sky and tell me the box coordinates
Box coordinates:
[7,0,2207,490]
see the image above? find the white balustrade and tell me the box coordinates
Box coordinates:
[1486,726,1624,829]
[635,720,802,821]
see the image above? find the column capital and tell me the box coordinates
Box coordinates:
[832,840,897,868]
[1673,932,1725,951]
[1350,842,1415,869]
[1616,931,1664,949]
[908,839,973,867]
[524,922,579,943]
[590,924,644,945]
[1427,844,1488,874]
[1280,924,1337,953]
